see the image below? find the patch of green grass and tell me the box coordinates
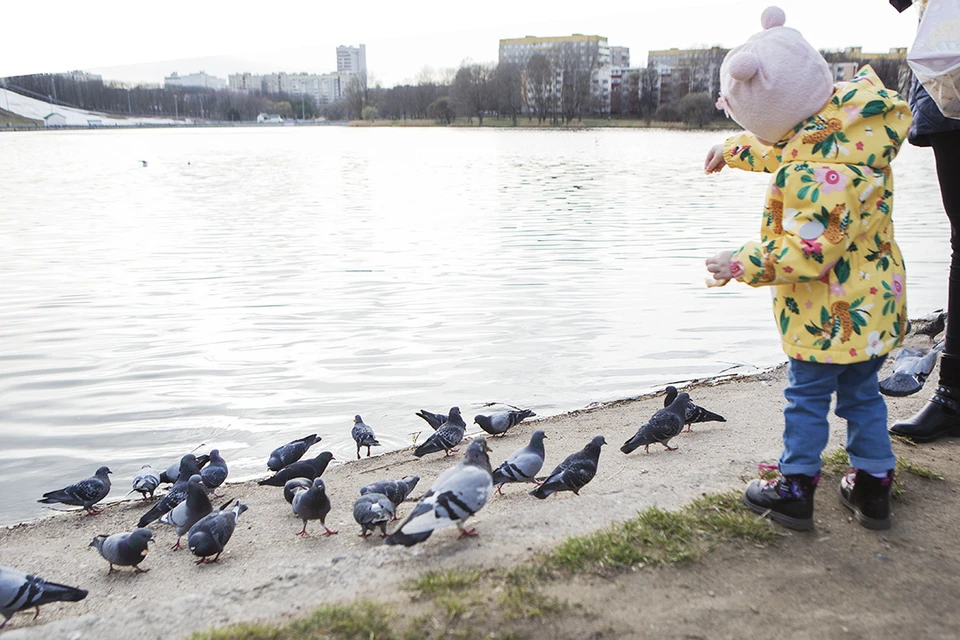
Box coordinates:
[821,449,850,475]
[896,456,944,481]
[189,601,397,640]
[408,568,482,597]
[547,490,779,573]
[495,565,562,620]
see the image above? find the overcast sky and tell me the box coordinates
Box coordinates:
[1,0,919,86]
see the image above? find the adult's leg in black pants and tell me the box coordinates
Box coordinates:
[891,130,960,442]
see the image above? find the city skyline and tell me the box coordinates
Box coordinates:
[1,1,919,88]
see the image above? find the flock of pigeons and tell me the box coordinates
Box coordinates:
[1,388,726,629]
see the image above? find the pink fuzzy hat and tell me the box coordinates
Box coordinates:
[719,6,833,143]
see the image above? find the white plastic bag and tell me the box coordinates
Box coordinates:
[908,1,960,119]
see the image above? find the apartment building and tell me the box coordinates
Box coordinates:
[337,45,367,75]
[647,47,728,107]
[164,71,227,91]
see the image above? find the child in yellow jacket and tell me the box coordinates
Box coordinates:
[705,6,911,531]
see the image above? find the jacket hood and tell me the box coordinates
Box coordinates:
[780,66,911,170]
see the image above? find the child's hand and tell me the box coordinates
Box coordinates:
[704,144,725,174]
[706,251,735,280]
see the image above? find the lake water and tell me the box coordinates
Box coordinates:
[0,126,948,525]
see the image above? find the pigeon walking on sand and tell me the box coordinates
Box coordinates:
[415,409,448,430]
[663,385,726,432]
[267,434,321,471]
[621,392,691,454]
[880,342,944,397]
[89,529,154,574]
[158,475,213,550]
[474,408,536,437]
[353,493,395,537]
[385,438,494,546]
[414,407,466,457]
[283,477,313,504]
[187,500,248,565]
[200,449,228,495]
[0,567,87,629]
[531,435,605,499]
[130,465,161,501]
[258,451,334,487]
[292,478,337,536]
[138,454,202,527]
[491,430,547,495]
[360,476,420,511]
[351,415,381,459]
[38,466,112,515]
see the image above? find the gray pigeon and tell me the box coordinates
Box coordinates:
[880,342,944,397]
[89,528,154,573]
[0,567,87,628]
[474,409,536,437]
[913,309,946,339]
[351,415,382,459]
[130,465,161,500]
[491,430,547,494]
[414,407,466,457]
[664,386,726,433]
[158,475,213,550]
[159,453,208,484]
[187,500,248,564]
[138,454,201,527]
[292,477,337,536]
[353,492,395,537]
[258,451,335,487]
[267,434,321,471]
[283,477,313,504]
[385,438,494,546]
[360,476,420,511]
[621,392,690,454]
[415,409,448,430]
[200,449,228,494]
[38,466,112,515]
[532,435,606,499]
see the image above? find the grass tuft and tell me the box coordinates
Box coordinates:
[546,490,778,573]
[408,569,482,597]
[190,601,396,640]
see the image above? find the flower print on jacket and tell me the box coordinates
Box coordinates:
[723,66,910,363]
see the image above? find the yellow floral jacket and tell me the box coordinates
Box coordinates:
[725,66,912,364]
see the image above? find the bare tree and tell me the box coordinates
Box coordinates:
[638,65,660,124]
[526,54,553,124]
[342,73,368,120]
[493,62,523,125]
[452,63,493,125]
[678,92,716,127]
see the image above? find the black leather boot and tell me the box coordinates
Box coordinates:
[743,472,819,531]
[889,385,960,443]
[839,469,893,530]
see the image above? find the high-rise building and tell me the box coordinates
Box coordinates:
[164,71,227,91]
[337,45,367,75]
[647,47,728,107]
[609,46,630,68]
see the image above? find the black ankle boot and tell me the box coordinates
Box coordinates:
[889,385,960,443]
[743,472,819,531]
[839,469,893,530]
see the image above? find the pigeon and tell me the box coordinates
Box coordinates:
[351,415,381,459]
[258,451,334,487]
[200,449,228,494]
[413,407,466,457]
[474,409,536,437]
[158,475,213,550]
[385,438,494,546]
[880,342,944,397]
[159,453,208,484]
[532,435,606,499]
[415,409,448,430]
[188,500,248,564]
[38,466,112,515]
[360,476,421,510]
[130,465,161,500]
[353,492,395,537]
[292,477,337,536]
[621,392,691,454]
[913,309,946,340]
[0,567,88,628]
[137,454,201,527]
[267,434,321,471]
[283,477,313,504]
[663,385,725,432]
[89,528,154,574]
[491,430,547,494]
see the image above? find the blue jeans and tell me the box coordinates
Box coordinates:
[779,357,896,476]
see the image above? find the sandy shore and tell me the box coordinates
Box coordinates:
[2,332,958,639]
